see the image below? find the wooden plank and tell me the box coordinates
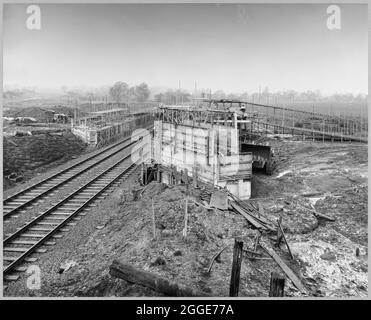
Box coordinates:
[231,202,266,230]
[228,193,276,231]
[260,244,307,294]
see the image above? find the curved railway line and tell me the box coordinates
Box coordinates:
[3,150,143,280]
[3,127,152,220]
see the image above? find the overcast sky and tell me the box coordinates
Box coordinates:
[3,3,368,94]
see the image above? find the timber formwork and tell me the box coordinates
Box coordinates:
[72,113,153,147]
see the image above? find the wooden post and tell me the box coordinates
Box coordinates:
[151,198,156,239]
[140,149,144,185]
[156,166,161,182]
[276,216,283,247]
[229,239,243,297]
[193,166,198,188]
[145,164,148,185]
[182,197,188,238]
[269,272,285,297]
[253,231,261,252]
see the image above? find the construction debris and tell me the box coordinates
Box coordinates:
[58,260,77,274]
[260,244,307,294]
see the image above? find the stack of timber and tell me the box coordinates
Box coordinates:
[228,192,276,232]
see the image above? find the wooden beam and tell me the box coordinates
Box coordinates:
[110,260,207,297]
[230,202,269,231]
[260,245,307,294]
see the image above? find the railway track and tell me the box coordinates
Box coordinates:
[3,128,152,220]
[3,150,141,280]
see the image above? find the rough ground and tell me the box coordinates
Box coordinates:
[3,138,368,297]
[3,131,87,190]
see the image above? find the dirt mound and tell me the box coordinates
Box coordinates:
[3,132,87,189]
[10,107,54,121]
[48,105,75,117]
[6,105,75,122]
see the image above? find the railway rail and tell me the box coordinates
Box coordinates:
[3,148,144,280]
[3,127,152,220]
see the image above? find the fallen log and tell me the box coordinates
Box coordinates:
[110,260,208,297]
[259,245,307,294]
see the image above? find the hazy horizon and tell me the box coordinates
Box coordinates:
[3,4,368,95]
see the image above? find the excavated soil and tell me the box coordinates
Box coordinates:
[3,131,87,190]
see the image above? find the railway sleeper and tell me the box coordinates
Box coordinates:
[46,215,69,219]
[4,256,37,263]
[4,275,20,281]
[4,247,48,254]
[68,199,88,203]
[10,240,56,246]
